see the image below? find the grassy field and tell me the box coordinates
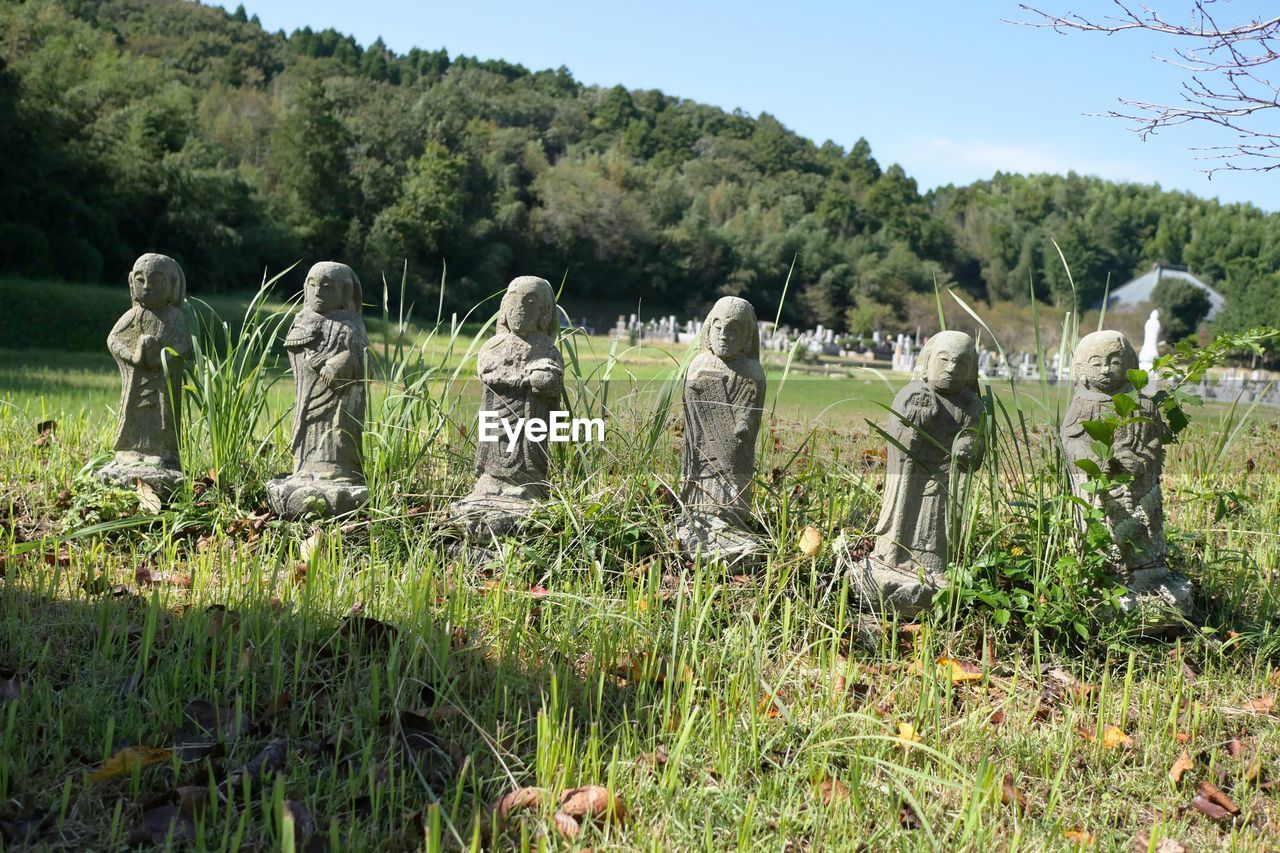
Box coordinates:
[1,280,1279,851]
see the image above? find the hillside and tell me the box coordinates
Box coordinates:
[2,0,1280,336]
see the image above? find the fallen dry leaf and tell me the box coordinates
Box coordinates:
[895,722,922,746]
[797,526,823,557]
[1001,774,1029,813]
[490,786,550,828]
[135,479,163,514]
[1240,695,1276,715]
[909,656,983,684]
[1194,780,1240,816]
[1079,724,1132,750]
[1169,749,1194,784]
[817,777,850,806]
[1063,829,1095,846]
[559,785,625,824]
[87,746,173,781]
[552,810,580,841]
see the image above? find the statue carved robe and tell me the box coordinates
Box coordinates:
[285,307,367,483]
[267,261,369,518]
[97,253,191,494]
[452,276,564,537]
[674,296,766,564]
[847,330,985,617]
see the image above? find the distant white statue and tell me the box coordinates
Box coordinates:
[1138,309,1160,371]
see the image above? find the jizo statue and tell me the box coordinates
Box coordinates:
[1062,330,1191,614]
[673,296,767,565]
[848,330,986,617]
[97,253,192,495]
[266,261,369,519]
[451,276,564,537]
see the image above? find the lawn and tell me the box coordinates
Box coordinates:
[0,280,1278,851]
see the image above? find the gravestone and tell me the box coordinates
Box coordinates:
[97,253,192,495]
[844,330,986,617]
[267,262,369,519]
[1062,330,1191,614]
[451,276,564,537]
[673,297,767,565]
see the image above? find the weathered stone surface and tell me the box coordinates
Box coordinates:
[672,296,766,566]
[451,276,564,537]
[267,262,368,519]
[97,253,192,495]
[844,330,985,617]
[1062,330,1190,615]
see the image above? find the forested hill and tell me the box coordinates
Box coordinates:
[3,0,1280,334]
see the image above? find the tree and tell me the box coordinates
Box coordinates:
[1152,276,1212,342]
[1019,1,1280,172]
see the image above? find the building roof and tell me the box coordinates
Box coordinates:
[1099,264,1225,320]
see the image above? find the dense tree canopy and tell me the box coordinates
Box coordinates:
[2,0,1279,336]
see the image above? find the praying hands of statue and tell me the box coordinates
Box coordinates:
[528,359,562,398]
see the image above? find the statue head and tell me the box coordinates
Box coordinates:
[129,253,185,309]
[913,330,977,393]
[1149,309,1160,321]
[497,276,557,338]
[1073,330,1137,395]
[303,262,362,316]
[701,296,760,360]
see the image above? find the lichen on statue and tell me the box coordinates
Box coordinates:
[266,261,369,519]
[1062,330,1190,615]
[846,330,985,617]
[96,253,192,495]
[451,276,565,536]
[674,296,766,565]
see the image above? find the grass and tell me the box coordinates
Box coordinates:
[1,276,1279,850]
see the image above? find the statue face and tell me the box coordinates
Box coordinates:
[926,344,974,391]
[305,271,346,315]
[503,287,548,336]
[706,317,733,357]
[130,265,170,309]
[1085,348,1130,394]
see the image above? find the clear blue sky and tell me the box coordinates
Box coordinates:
[221,0,1279,211]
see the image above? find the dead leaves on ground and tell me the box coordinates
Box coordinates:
[1191,780,1241,821]
[1169,749,1195,784]
[87,746,173,781]
[797,526,823,557]
[489,784,625,843]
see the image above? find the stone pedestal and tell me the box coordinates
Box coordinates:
[95,453,184,496]
[267,475,368,520]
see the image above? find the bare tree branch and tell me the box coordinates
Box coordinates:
[1013,1,1280,173]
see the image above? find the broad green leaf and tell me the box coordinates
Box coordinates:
[1126,369,1148,392]
[1111,392,1136,418]
[1072,458,1103,479]
[1081,419,1117,445]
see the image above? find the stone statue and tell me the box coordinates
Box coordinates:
[267,262,369,519]
[451,276,564,536]
[1062,330,1190,613]
[847,330,985,617]
[673,296,767,565]
[96,253,192,494]
[1139,309,1160,371]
